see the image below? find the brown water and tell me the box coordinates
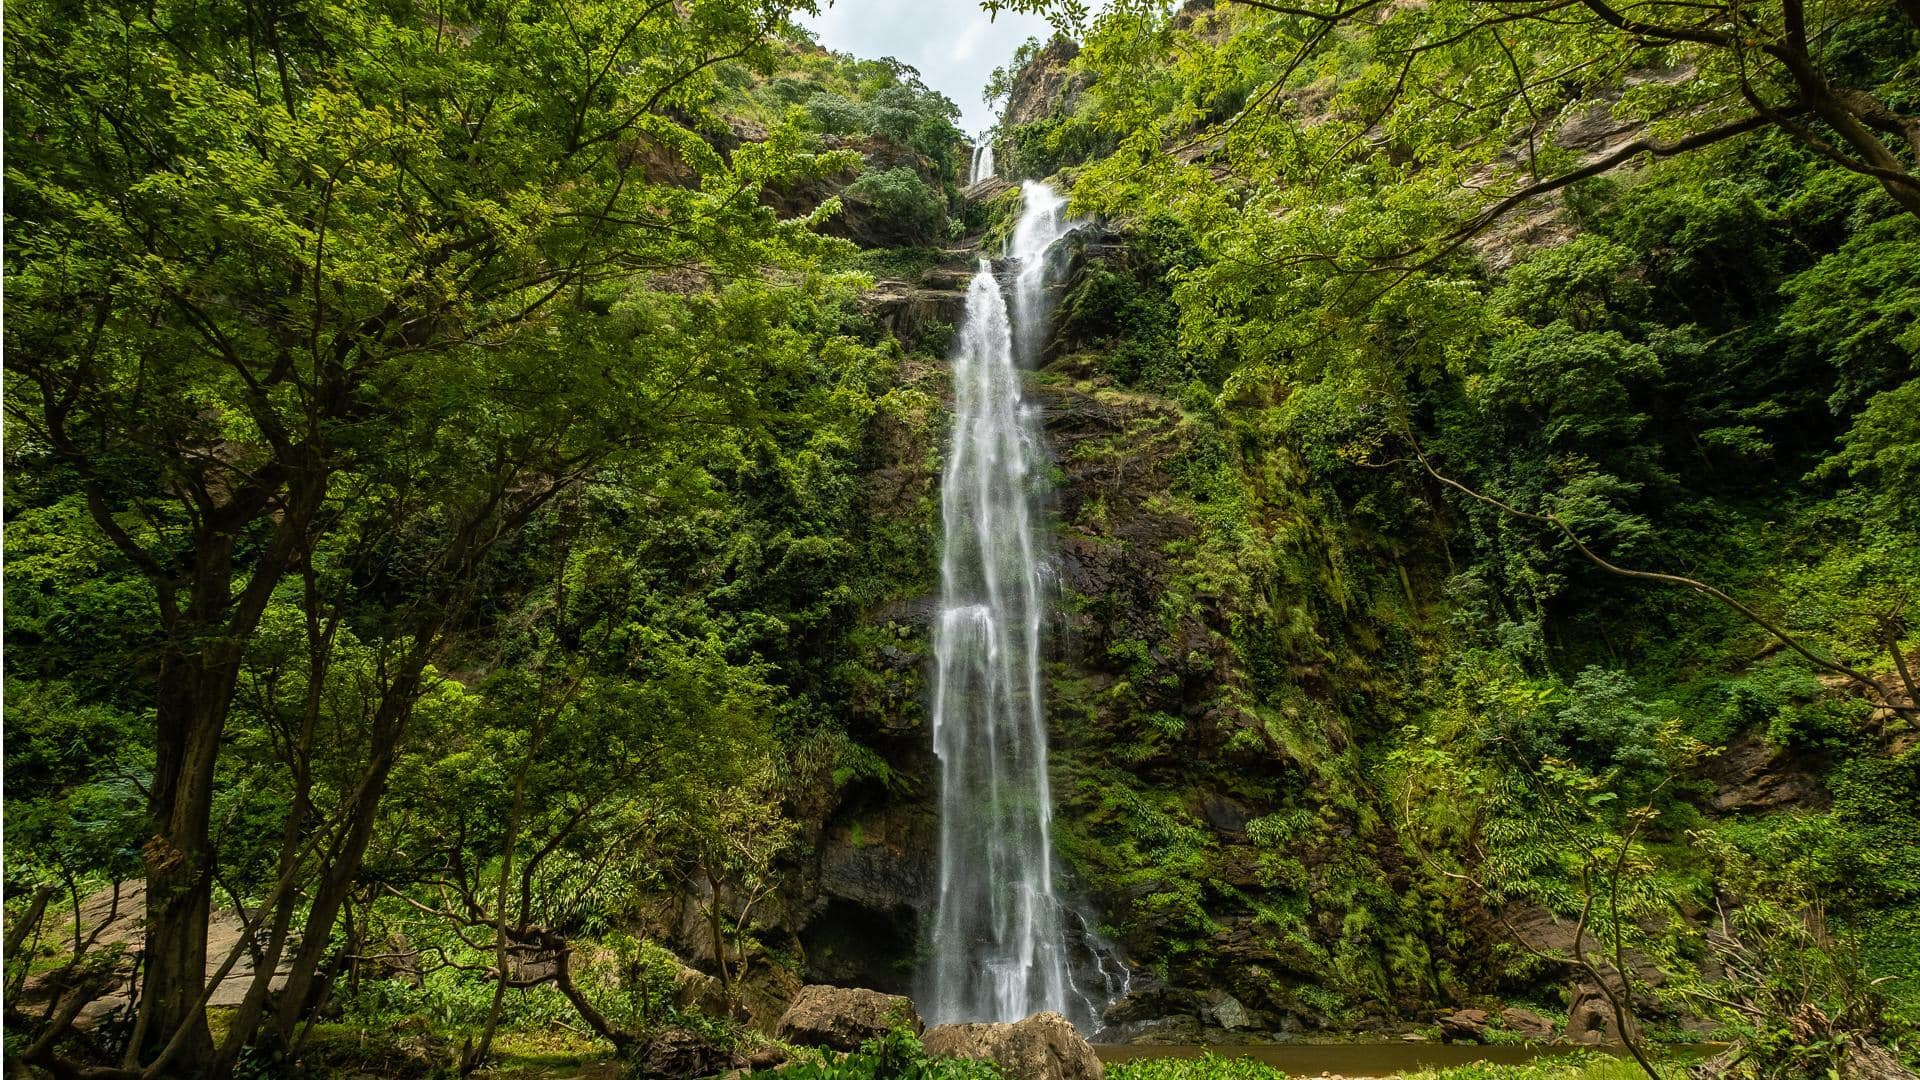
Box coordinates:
[1093,1041,1622,1077]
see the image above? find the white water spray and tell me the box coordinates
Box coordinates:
[969,138,996,184]
[924,182,1124,1029]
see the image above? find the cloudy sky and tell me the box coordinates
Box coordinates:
[796,1,1059,135]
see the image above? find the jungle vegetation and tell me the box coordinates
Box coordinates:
[4,0,1918,1077]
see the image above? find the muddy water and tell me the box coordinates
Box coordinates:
[1094,1041,1629,1077]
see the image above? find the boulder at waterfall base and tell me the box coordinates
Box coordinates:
[1499,1006,1557,1040]
[1436,1008,1491,1043]
[776,985,923,1051]
[921,1012,1104,1080]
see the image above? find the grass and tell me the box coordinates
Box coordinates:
[1105,1053,1682,1080]
[1106,1054,1293,1080]
[1403,1059,1676,1080]
[298,1022,623,1078]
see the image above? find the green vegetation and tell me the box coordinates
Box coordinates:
[738,45,968,242]
[991,0,1919,1072]
[1106,1053,1294,1080]
[844,167,952,245]
[779,1030,1004,1079]
[5,0,1918,1076]
[1106,1052,1667,1080]
[2,0,940,1075]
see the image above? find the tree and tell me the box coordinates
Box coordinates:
[3,0,848,1070]
[991,0,1920,246]
[365,610,790,1064]
[660,763,797,1016]
[1387,666,1704,1080]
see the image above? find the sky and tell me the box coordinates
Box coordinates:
[796,0,1060,135]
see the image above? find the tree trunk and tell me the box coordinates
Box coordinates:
[271,660,427,1041]
[704,869,733,1014]
[139,651,243,1068]
[135,469,327,1070]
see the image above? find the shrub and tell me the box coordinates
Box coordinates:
[778,1028,1003,1079]
[843,168,947,246]
[1107,1053,1287,1079]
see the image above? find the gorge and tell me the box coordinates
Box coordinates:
[5,1,1919,1078]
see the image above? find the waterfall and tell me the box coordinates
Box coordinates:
[969,138,996,184]
[925,182,1122,1029]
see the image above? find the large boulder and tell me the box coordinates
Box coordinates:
[1206,993,1252,1031]
[1500,1006,1556,1040]
[668,956,728,1016]
[1564,985,1624,1045]
[775,984,921,1051]
[1437,1008,1491,1044]
[921,1011,1104,1080]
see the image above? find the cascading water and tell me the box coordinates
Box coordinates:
[924,182,1126,1029]
[969,138,996,184]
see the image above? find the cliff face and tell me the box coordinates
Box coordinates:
[680,21,1920,1045]
[1023,235,1447,1036]
[1003,37,1086,131]
[762,216,1438,1035]
[787,161,1917,1049]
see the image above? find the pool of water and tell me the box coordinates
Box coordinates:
[1093,1041,1623,1077]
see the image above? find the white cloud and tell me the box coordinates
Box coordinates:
[796,0,1060,136]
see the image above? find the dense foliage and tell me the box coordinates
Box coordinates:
[981,0,1920,1071]
[2,0,938,1074]
[4,0,1917,1077]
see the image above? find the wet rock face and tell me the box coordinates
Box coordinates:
[1103,982,1200,1026]
[776,984,923,1051]
[799,795,934,994]
[1032,376,1199,671]
[798,898,920,993]
[922,1011,1105,1080]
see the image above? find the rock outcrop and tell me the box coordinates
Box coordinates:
[1437,1008,1491,1043]
[921,1011,1104,1080]
[669,955,729,1016]
[1565,985,1625,1045]
[1002,38,1088,131]
[1500,1006,1557,1040]
[863,275,969,349]
[775,985,922,1051]
[14,880,294,1030]
[1696,731,1832,815]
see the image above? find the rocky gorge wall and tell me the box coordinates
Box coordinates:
[632,18,1920,1047]
[733,209,1449,1038]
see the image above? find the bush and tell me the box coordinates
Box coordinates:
[1107,1053,1286,1079]
[843,168,947,246]
[778,1029,1003,1079]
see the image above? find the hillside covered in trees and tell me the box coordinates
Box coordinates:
[4,0,1918,1078]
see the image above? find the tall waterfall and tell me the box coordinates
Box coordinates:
[969,139,996,184]
[925,182,1114,1028]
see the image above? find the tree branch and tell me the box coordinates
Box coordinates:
[1401,440,1917,713]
